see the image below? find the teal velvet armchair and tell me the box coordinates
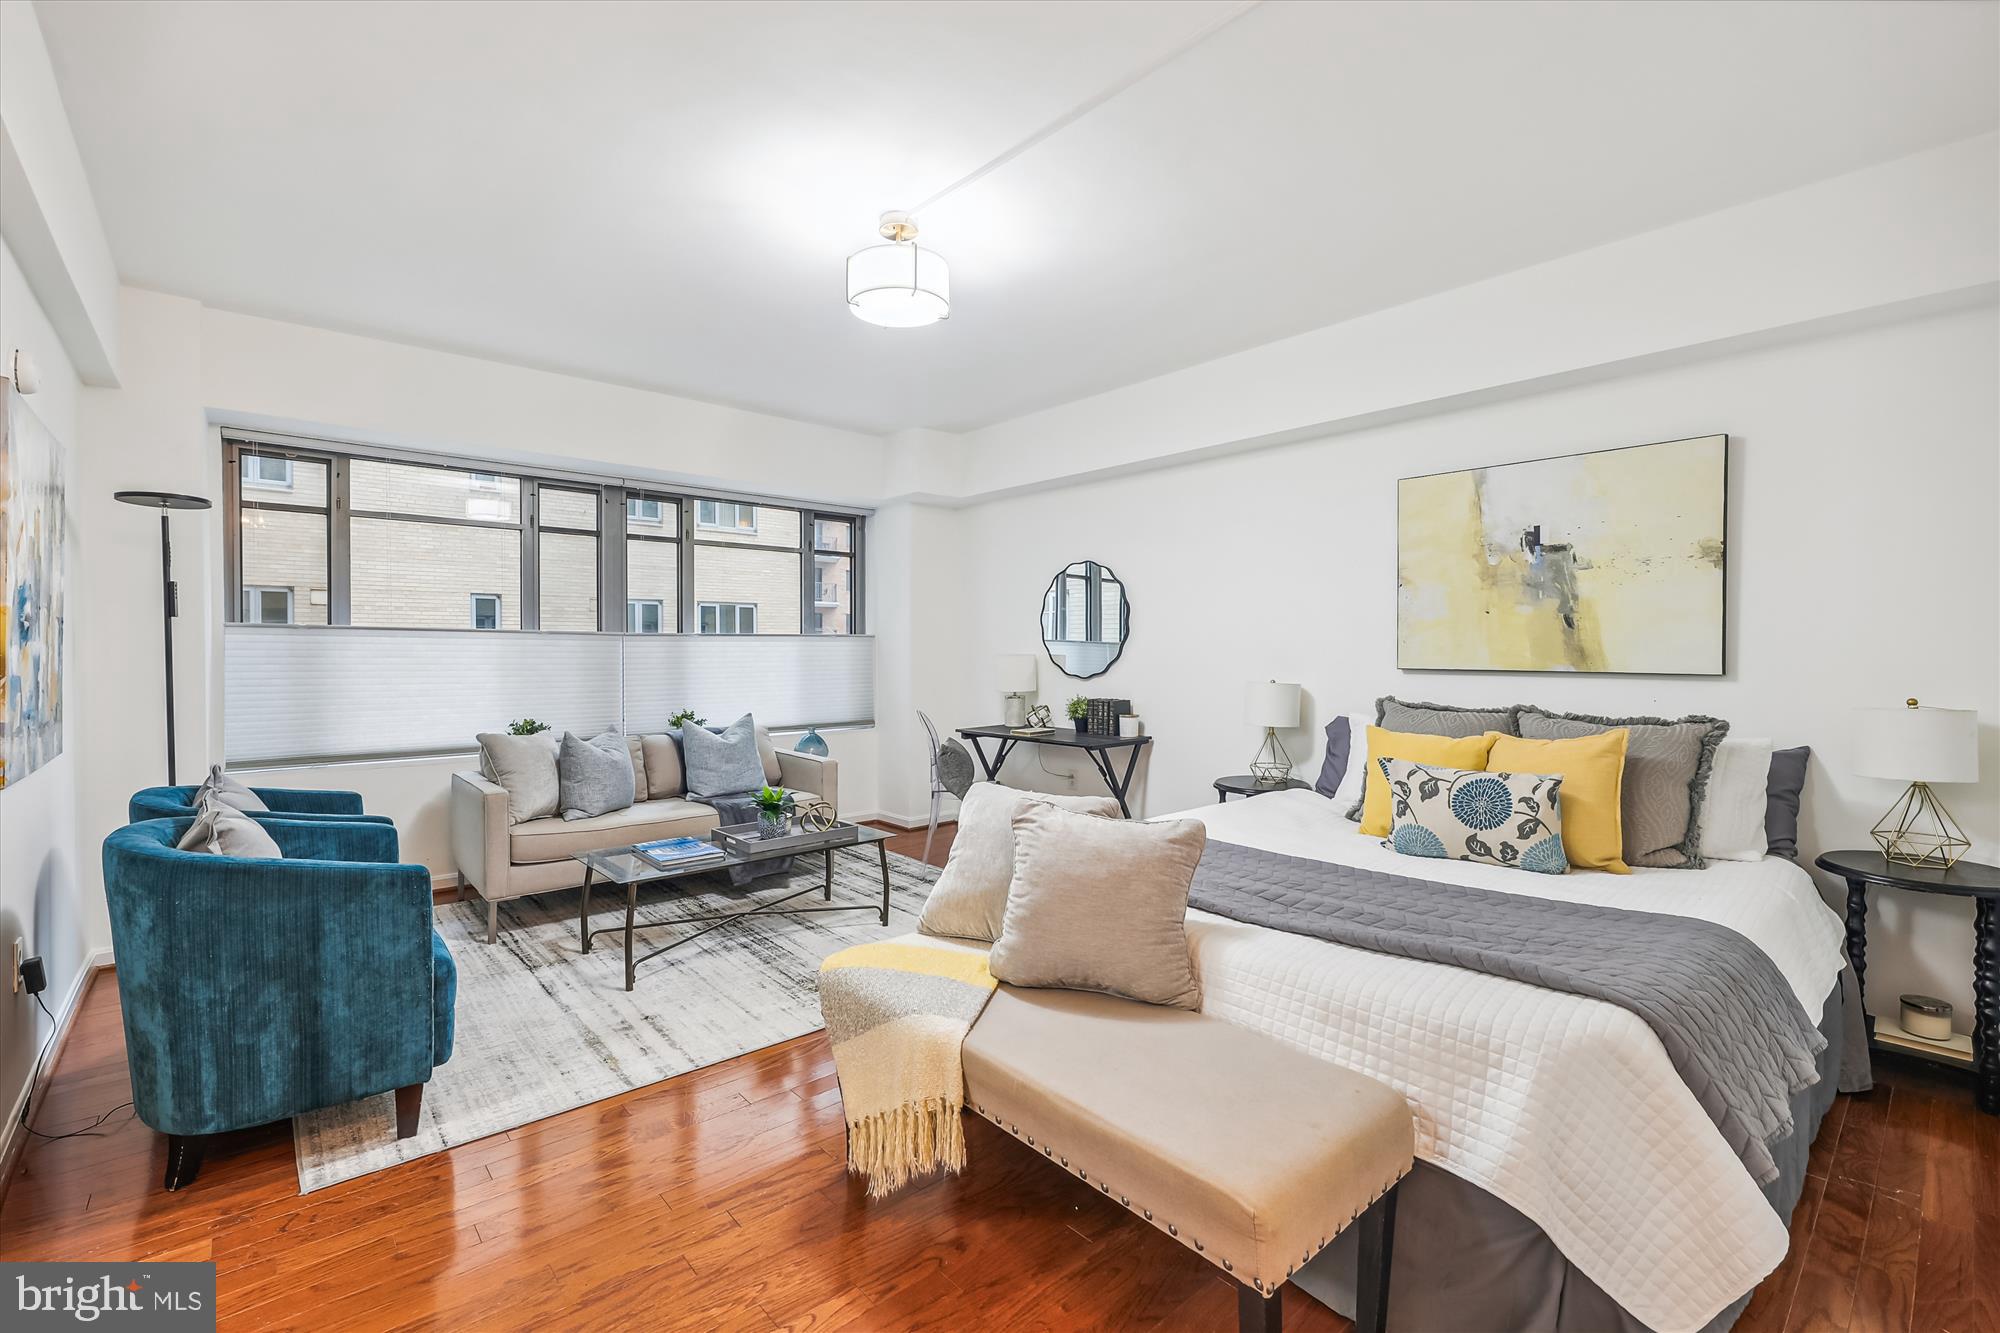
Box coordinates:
[103,818,456,1190]
[129,784,392,825]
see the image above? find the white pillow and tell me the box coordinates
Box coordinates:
[917,782,1120,942]
[1330,706,1374,815]
[1702,737,1774,862]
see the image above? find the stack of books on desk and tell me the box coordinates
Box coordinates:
[633,836,727,870]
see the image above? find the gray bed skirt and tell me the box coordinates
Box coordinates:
[1293,966,1870,1333]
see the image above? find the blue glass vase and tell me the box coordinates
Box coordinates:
[794,727,830,757]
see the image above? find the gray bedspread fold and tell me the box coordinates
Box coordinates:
[1190,840,1825,1185]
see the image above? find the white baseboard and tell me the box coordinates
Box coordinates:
[0,947,116,1206]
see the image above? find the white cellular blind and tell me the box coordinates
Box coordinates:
[225,626,874,766]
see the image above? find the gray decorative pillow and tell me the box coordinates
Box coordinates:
[559,731,636,821]
[1765,746,1811,860]
[477,731,562,824]
[1378,758,1566,875]
[195,764,268,813]
[1516,706,1729,868]
[1344,697,1521,820]
[989,802,1205,1009]
[1313,716,1352,799]
[917,783,1120,942]
[937,738,977,799]
[177,794,282,858]
[682,713,768,799]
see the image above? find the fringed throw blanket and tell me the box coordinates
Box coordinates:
[818,937,996,1197]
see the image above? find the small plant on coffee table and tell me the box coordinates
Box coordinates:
[755,785,793,833]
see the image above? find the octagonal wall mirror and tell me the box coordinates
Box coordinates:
[1041,560,1129,679]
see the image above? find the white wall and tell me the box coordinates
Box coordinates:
[945,303,2000,1032]
[0,234,91,1133]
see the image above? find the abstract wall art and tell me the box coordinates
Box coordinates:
[1397,434,1726,675]
[1,380,68,788]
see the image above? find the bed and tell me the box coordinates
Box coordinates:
[1172,788,1860,1333]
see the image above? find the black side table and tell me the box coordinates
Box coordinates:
[1816,849,2000,1115]
[1213,775,1309,802]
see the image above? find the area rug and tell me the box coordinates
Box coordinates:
[291,848,937,1193]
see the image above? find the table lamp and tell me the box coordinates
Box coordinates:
[997,654,1038,727]
[1246,680,1302,786]
[1852,698,1978,870]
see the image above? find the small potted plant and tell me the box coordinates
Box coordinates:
[754,784,793,836]
[507,718,550,736]
[1066,696,1089,735]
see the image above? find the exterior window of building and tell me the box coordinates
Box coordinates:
[241,586,294,624]
[242,454,295,490]
[225,438,859,637]
[697,500,758,532]
[538,487,599,632]
[627,599,664,634]
[699,602,756,634]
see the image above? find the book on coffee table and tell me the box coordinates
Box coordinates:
[632,836,726,870]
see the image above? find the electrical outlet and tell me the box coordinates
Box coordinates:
[10,938,21,994]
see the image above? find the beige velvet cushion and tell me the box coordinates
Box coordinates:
[639,734,686,799]
[916,783,1119,942]
[477,731,562,824]
[962,985,1415,1294]
[510,797,719,864]
[755,726,782,785]
[988,804,1205,1009]
[623,737,649,800]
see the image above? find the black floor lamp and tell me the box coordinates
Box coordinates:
[114,490,213,785]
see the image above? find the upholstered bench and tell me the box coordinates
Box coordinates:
[962,985,1414,1333]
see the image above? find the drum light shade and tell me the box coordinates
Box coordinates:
[996,654,1039,693]
[846,242,950,328]
[1852,701,1978,783]
[1245,680,1302,729]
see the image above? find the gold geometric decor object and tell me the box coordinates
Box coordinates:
[1870,781,1972,871]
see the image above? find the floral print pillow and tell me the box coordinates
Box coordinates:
[1375,758,1568,875]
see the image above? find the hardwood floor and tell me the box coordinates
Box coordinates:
[4,820,1994,1332]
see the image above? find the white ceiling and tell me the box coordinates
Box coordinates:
[36,0,1999,435]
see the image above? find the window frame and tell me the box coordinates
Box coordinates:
[240,585,295,625]
[696,499,758,533]
[626,598,665,634]
[241,454,295,491]
[697,601,757,635]
[223,433,865,637]
[469,592,503,630]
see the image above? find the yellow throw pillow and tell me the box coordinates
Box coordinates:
[1359,727,1498,837]
[1486,730,1631,874]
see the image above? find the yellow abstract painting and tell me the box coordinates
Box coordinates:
[1398,435,1725,675]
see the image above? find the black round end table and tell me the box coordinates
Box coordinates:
[1815,848,2000,1115]
[1213,775,1310,802]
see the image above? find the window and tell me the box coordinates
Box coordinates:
[240,586,294,624]
[699,602,756,634]
[242,454,295,490]
[224,437,859,638]
[697,500,757,532]
[626,599,664,634]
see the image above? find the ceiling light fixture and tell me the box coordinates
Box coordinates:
[845,211,950,329]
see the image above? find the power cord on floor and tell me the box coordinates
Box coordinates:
[17,990,136,1142]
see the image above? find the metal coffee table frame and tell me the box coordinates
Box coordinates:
[577,827,893,990]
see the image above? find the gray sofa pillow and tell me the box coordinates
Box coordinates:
[559,731,636,821]
[177,794,282,858]
[1765,746,1811,860]
[682,713,768,798]
[477,731,562,824]
[1516,706,1730,868]
[989,803,1206,1010]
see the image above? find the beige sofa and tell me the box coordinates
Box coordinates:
[450,727,837,942]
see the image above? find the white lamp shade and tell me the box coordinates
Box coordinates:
[846,243,950,328]
[1246,681,1301,729]
[995,653,1038,693]
[1851,703,1979,783]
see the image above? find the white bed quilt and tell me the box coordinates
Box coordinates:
[1178,790,1846,1333]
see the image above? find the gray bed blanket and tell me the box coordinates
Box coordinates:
[1189,840,1825,1185]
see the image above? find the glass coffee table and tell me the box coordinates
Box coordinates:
[575,820,894,990]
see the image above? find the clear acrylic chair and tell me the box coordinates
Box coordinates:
[918,710,949,864]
